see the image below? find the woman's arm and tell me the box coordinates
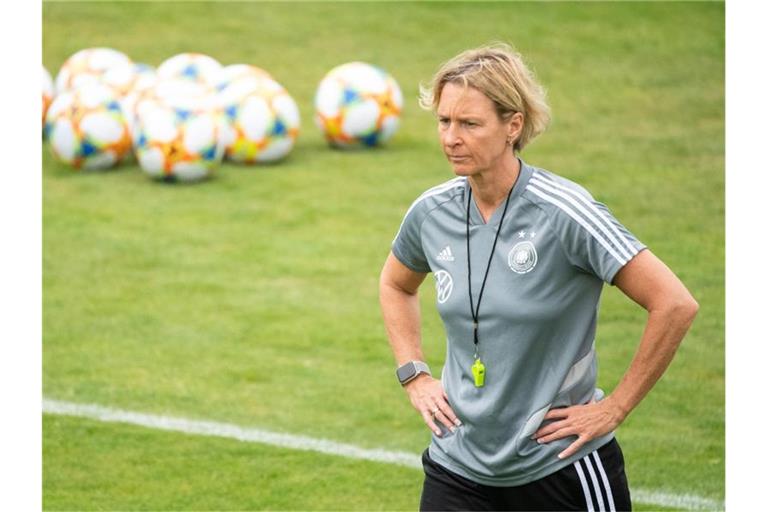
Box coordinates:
[533,249,699,459]
[380,252,462,436]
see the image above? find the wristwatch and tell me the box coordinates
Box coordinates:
[396,360,431,386]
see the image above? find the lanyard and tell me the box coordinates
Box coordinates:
[465,182,514,387]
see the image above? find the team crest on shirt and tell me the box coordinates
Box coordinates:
[434,270,453,303]
[508,240,538,274]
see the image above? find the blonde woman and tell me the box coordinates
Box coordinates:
[379,43,698,511]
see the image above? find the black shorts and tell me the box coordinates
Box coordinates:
[420,438,631,511]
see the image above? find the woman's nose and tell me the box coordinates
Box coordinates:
[442,124,461,147]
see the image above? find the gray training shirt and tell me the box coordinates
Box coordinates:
[392,160,646,487]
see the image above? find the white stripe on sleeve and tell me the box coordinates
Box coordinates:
[392,178,465,242]
[574,460,596,512]
[529,176,634,261]
[526,184,628,266]
[532,173,639,259]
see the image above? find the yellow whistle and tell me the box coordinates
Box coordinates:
[472,358,485,387]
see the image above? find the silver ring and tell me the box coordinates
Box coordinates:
[431,408,439,416]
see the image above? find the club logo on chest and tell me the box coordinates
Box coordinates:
[508,241,538,274]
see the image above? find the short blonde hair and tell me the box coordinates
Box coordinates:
[419,43,551,152]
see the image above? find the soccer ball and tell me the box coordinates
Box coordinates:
[315,61,403,148]
[55,47,132,94]
[217,76,300,163]
[45,82,131,170]
[99,62,157,98]
[101,62,158,137]
[132,80,225,182]
[131,78,213,136]
[215,64,272,92]
[43,66,54,129]
[157,52,223,88]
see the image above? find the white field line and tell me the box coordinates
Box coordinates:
[43,398,724,511]
[42,398,419,468]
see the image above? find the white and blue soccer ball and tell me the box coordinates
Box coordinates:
[217,76,300,163]
[45,82,132,170]
[99,62,157,98]
[157,52,223,88]
[100,62,159,138]
[55,47,132,95]
[314,61,403,148]
[215,64,272,92]
[132,79,225,182]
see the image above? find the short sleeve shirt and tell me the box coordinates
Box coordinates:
[391,160,646,486]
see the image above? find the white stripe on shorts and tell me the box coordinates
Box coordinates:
[592,450,617,511]
[584,453,607,511]
[574,459,595,512]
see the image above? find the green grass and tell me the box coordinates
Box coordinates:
[43,1,724,510]
[43,415,423,511]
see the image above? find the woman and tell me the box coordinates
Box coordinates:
[379,43,698,511]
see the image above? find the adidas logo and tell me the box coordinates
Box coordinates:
[437,246,455,262]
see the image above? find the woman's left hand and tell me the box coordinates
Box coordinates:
[531,397,627,460]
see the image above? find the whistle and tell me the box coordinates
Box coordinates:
[471,358,486,387]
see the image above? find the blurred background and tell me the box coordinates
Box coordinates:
[42,1,724,510]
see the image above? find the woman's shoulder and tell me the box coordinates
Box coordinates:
[524,165,595,203]
[520,164,611,235]
[403,176,467,217]
[415,176,467,200]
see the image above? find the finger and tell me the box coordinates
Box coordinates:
[419,408,443,437]
[432,410,458,432]
[532,420,569,440]
[543,407,572,420]
[438,387,462,427]
[536,426,577,445]
[432,397,462,427]
[425,400,454,430]
[558,435,587,460]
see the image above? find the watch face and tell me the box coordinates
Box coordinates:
[397,362,416,382]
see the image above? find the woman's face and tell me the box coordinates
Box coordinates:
[437,82,519,177]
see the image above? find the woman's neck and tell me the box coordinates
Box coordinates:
[468,156,521,221]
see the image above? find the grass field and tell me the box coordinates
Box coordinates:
[43,1,724,510]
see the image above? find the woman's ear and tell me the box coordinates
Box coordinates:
[507,112,524,146]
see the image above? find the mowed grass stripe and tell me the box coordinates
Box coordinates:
[43,398,724,511]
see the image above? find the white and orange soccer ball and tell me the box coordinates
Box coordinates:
[99,62,157,98]
[100,62,158,137]
[55,47,132,95]
[314,61,403,148]
[43,66,54,130]
[217,76,300,163]
[215,64,272,92]
[156,52,223,89]
[132,80,225,182]
[44,83,132,170]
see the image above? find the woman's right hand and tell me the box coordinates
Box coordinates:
[404,374,462,436]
